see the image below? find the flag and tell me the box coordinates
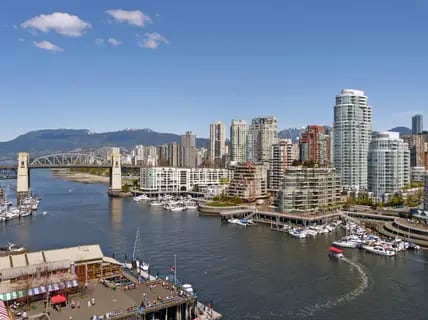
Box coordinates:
[169,266,176,272]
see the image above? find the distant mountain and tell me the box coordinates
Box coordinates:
[0,129,209,160]
[278,128,303,143]
[389,127,412,137]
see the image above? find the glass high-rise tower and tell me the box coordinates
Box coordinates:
[333,89,372,190]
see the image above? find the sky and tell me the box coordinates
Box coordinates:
[0,0,427,141]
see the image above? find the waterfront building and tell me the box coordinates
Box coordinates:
[333,89,372,190]
[407,133,428,169]
[277,167,342,213]
[247,116,278,163]
[209,121,226,164]
[299,125,331,166]
[140,167,232,192]
[181,131,197,168]
[410,166,426,183]
[0,245,121,299]
[412,114,423,135]
[368,132,410,202]
[227,163,267,200]
[425,173,428,211]
[230,120,248,164]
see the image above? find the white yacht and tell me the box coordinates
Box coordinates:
[363,245,396,256]
[150,201,162,206]
[228,219,247,226]
[289,228,307,239]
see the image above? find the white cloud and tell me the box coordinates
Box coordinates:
[21,12,91,37]
[138,32,168,49]
[107,37,121,46]
[33,40,63,52]
[106,9,152,27]
[95,38,104,45]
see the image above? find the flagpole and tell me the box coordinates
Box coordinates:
[174,254,177,285]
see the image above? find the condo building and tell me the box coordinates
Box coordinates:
[367,132,410,201]
[277,167,342,213]
[209,121,226,163]
[230,120,248,164]
[333,89,372,190]
[247,116,278,163]
[227,163,267,200]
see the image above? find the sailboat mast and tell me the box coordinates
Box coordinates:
[132,228,139,261]
[174,254,177,284]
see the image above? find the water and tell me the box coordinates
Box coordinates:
[1,170,427,320]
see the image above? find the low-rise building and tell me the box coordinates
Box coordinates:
[0,245,121,303]
[227,163,267,201]
[277,167,342,213]
[140,167,232,192]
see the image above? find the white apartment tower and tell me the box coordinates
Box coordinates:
[209,121,226,162]
[368,132,410,201]
[247,116,278,163]
[333,89,372,190]
[230,120,248,164]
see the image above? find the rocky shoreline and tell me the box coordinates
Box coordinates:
[52,169,109,184]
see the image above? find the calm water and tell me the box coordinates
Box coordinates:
[1,170,427,320]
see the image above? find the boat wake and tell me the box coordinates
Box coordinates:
[292,258,370,318]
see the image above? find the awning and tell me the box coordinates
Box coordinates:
[28,286,47,296]
[65,280,78,288]
[50,295,66,305]
[0,291,25,302]
[0,300,10,320]
[48,283,60,292]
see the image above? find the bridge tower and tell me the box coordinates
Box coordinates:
[109,147,122,195]
[17,152,30,204]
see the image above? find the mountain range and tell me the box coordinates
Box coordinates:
[0,129,209,160]
[0,126,412,160]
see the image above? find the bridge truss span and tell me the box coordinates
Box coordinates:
[29,153,112,168]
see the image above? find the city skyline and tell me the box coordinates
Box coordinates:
[1,0,427,141]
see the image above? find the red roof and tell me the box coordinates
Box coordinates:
[329,246,343,254]
[50,295,67,304]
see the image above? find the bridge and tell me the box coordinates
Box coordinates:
[0,149,126,203]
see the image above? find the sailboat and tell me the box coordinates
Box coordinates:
[133,228,150,276]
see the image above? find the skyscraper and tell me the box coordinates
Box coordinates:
[181,131,197,168]
[230,120,248,163]
[299,125,331,166]
[412,114,423,135]
[247,116,278,163]
[209,121,226,162]
[424,173,428,211]
[368,132,410,201]
[333,89,372,190]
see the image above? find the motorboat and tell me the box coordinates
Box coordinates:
[328,246,344,259]
[150,201,162,206]
[240,218,254,225]
[184,201,198,210]
[363,245,396,256]
[182,284,193,295]
[332,239,359,248]
[289,228,306,239]
[228,219,247,226]
[8,243,25,253]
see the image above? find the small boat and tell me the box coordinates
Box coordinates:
[228,218,247,226]
[150,201,162,206]
[8,243,25,253]
[42,211,48,215]
[182,284,193,295]
[363,245,395,256]
[332,240,358,248]
[289,228,306,239]
[328,246,344,259]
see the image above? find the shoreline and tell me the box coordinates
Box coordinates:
[52,168,109,184]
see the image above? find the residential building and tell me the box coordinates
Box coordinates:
[140,167,232,192]
[277,167,342,213]
[167,142,182,167]
[209,121,226,163]
[247,116,278,163]
[299,125,331,166]
[425,173,428,211]
[227,163,267,200]
[158,144,169,166]
[410,166,426,183]
[269,139,295,191]
[132,145,158,167]
[409,133,428,169]
[181,131,197,168]
[333,89,372,190]
[230,120,248,164]
[368,132,410,202]
[412,114,423,135]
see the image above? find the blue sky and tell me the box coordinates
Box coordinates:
[0,0,427,141]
